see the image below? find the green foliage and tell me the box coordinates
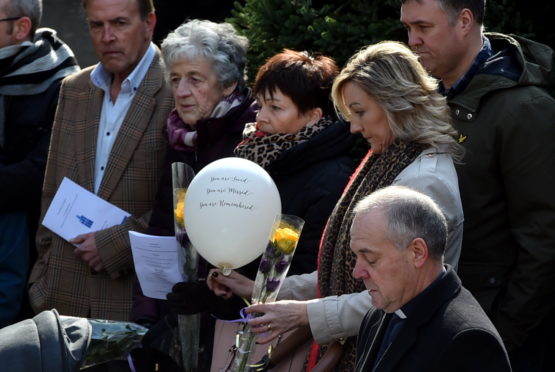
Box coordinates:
[485,0,533,38]
[227,0,405,83]
[228,0,554,95]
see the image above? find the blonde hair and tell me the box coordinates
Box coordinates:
[332,41,463,161]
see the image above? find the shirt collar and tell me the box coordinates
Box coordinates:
[394,266,447,320]
[90,42,156,94]
[440,36,493,98]
[394,308,407,319]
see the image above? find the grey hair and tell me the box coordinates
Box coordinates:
[332,41,464,162]
[352,185,447,260]
[4,0,42,36]
[161,19,249,92]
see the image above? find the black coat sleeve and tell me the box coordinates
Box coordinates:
[0,81,61,212]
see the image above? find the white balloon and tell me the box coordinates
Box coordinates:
[184,157,281,270]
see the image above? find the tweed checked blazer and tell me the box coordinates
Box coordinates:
[28,50,174,321]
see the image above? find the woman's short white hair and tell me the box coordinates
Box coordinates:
[161,19,249,91]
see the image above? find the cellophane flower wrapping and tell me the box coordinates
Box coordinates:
[171,162,200,372]
[81,319,148,369]
[231,214,305,372]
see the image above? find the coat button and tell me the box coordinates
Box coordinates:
[467,113,473,120]
[455,109,460,116]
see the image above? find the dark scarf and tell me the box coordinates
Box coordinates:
[0,27,79,147]
[233,117,333,169]
[314,140,426,371]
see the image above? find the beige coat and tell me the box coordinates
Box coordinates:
[279,146,463,344]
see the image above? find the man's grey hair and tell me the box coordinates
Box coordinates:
[4,0,42,36]
[161,19,249,92]
[353,185,447,260]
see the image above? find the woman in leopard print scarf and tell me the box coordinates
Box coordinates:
[233,49,357,277]
[209,49,357,371]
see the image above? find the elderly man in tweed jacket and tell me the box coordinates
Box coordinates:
[28,0,173,320]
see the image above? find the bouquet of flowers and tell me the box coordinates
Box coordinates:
[171,162,200,372]
[81,319,148,369]
[231,214,305,372]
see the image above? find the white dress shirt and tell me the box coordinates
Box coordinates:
[90,43,156,194]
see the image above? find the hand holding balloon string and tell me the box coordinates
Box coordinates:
[207,268,255,300]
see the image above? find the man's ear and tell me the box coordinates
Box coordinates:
[13,16,32,42]
[409,238,429,268]
[145,12,156,35]
[458,8,475,35]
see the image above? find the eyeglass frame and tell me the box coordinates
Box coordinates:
[0,16,21,22]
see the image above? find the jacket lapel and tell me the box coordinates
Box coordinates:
[78,77,103,193]
[356,312,391,371]
[374,316,418,372]
[369,313,392,368]
[96,52,164,201]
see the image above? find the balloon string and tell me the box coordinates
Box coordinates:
[127,353,137,372]
[212,307,252,324]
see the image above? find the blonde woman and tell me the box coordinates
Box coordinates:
[209,41,464,370]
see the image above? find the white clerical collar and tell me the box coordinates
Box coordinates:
[394,309,407,319]
[392,267,447,320]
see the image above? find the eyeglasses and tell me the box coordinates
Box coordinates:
[0,16,21,22]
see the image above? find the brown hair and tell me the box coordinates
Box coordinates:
[254,49,339,116]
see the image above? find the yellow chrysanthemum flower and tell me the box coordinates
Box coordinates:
[174,189,187,228]
[273,226,300,254]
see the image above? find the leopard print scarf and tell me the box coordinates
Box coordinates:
[316,140,426,371]
[233,117,333,169]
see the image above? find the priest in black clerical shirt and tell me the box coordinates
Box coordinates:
[349,186,511,372]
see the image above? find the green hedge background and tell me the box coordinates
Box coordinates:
[226,0,554,93]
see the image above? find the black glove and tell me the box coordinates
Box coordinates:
[166,280,223,315]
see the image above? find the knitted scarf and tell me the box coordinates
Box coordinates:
[166,92,245,152]
[0,28,79,147]
[233,117,333,169]
[313,140,426,371]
